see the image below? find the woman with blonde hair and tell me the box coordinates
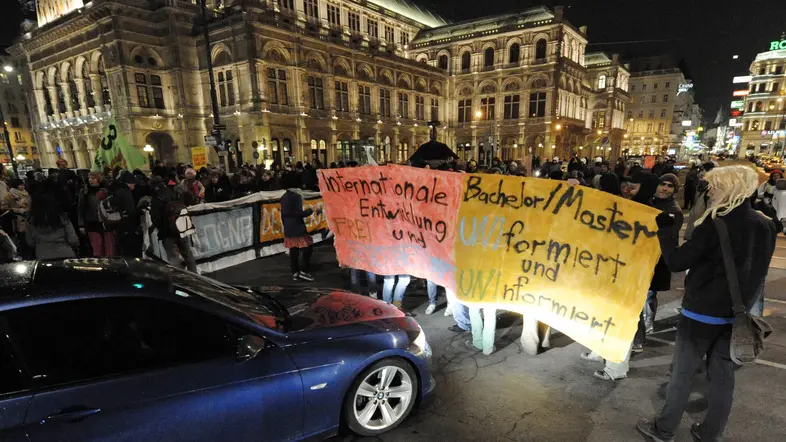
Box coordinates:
[638,165,776,442]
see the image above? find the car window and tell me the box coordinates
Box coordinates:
[3,297,237,388]
[0,337,31,396]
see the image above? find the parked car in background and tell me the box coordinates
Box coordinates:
[0,259,434,441]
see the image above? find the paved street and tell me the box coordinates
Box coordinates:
[212,238,786,442]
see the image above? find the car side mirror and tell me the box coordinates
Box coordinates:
[236,335,266,362]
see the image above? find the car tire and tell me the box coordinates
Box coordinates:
[342,358,418,437]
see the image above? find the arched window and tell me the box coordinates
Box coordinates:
[53,69,66,114]
[42,73,54,116]
[597,75,607,90]
[438,54,448,71]
[82,62,95,108]
[755,101,763,112]
[751,120,760,131]
[508,43,520,64]
[535,39,547,60]
[67,66,80,111]
[461,51,471,71]
[484,47,494,67]
[98,55,111,105]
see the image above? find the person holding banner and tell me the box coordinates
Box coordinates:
[281,171,320,282]
[638,165,776,442]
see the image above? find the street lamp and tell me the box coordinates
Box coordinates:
[555,124,562,130]
[597,130,602,135]
[143,144,155,167]
[15,154,24,161]
[475,110,483,119]
[2,65,12,73]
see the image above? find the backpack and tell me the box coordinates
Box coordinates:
[98,196,123,225]
[167,201,195,238]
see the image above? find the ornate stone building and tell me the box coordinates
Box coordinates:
[0,56,38,169]
[9,1,628,168]
[410,6,629,162]
[739,40,786,157]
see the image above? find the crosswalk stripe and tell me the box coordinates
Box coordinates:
[645,336,786,370]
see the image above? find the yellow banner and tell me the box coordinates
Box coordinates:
[318,166,662,362]
[454,174,661,362]
[192,146,208,170]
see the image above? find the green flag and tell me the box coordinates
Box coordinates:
[92,117,147,172]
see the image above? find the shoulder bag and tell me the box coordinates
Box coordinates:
[715,217,773,365]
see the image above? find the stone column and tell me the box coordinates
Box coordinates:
[90,75,103,110]
[34,89,47,122]
[75,81,88,114]
[47,87,58,117]
[61,83,74,114]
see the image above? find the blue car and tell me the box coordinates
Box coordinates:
[0,259,434,441]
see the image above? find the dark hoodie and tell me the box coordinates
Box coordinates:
[630,171,659,206]
[650,194,684,291]
[599,173,621,195]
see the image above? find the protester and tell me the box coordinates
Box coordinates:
[4,179,30,258]
[637,165,776,442]
[281,171,319,282]
[178,168,206,205]
[425,280,443,315]
[683,164,700,210]
[110,171,143,258]
[685,162,716,241]
[582,171,659,381]
[381,274,410,309]
[350,268,379,298]
[77,172,115,257]
[25,184,79,259]
[771,178,786,234]
[614,157,627,178]
[644,173,685,334]
[150,178,197,272]
[468,306,497,355]
[205,171,232,203]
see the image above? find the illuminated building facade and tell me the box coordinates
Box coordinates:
[0,56,38,169]
[739,37,786,157]
[620,55,696,157]
[10,1,627,168]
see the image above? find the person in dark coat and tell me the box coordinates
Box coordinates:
[150,179,197,272]
[638,165,776,442]
[614,157,627,178]
[77,172,115,257]
[204,171,232,203]
[644,173,685,333]
[683,164,699,210]
[110,171,142,258]
[280,172,321,282]
[599,172,621,195]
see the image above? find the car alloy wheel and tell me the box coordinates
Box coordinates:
[344,359,417,436]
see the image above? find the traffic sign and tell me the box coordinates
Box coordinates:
[213,124,227,131]
[204,136,217,147]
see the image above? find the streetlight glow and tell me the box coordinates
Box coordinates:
[475,110,483,118]
[597,130,602,135]
[555,124,562,130]
[2,65,12,73]
[143,144,154,152]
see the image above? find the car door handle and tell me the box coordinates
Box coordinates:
[42,407,102,424]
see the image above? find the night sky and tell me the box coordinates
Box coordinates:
[3,0,786,121]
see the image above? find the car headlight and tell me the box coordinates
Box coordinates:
[411,329,432,359]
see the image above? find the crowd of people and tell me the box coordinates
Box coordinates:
[0,159,323,266]
[1,153,779,441]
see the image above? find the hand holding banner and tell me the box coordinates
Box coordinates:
[319,165,661,362]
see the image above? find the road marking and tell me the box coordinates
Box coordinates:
[766,298,786,305]
[646,336,786,370]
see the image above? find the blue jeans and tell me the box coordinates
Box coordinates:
[426,280,439,305]
[453,303,471,331]
[350,269,378,295]
[750,282,765,317]
[382,275,410,304]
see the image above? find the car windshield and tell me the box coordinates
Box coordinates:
[169,269,284,331]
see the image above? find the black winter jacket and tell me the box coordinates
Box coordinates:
[281,190,313,238]
[658,200,776,317]
[650,195,684,291]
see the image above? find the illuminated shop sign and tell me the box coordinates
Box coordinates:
[733,76,752,84]
[730,100,744,109]
[732,90,750,97]
[677,84,694,96]
[770,40,786,51]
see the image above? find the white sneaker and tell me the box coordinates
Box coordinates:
[298,272,315,282]
[292,272,300,281]
[444,305,453,317]
[369,291,378,299]
[425,304,436,315]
